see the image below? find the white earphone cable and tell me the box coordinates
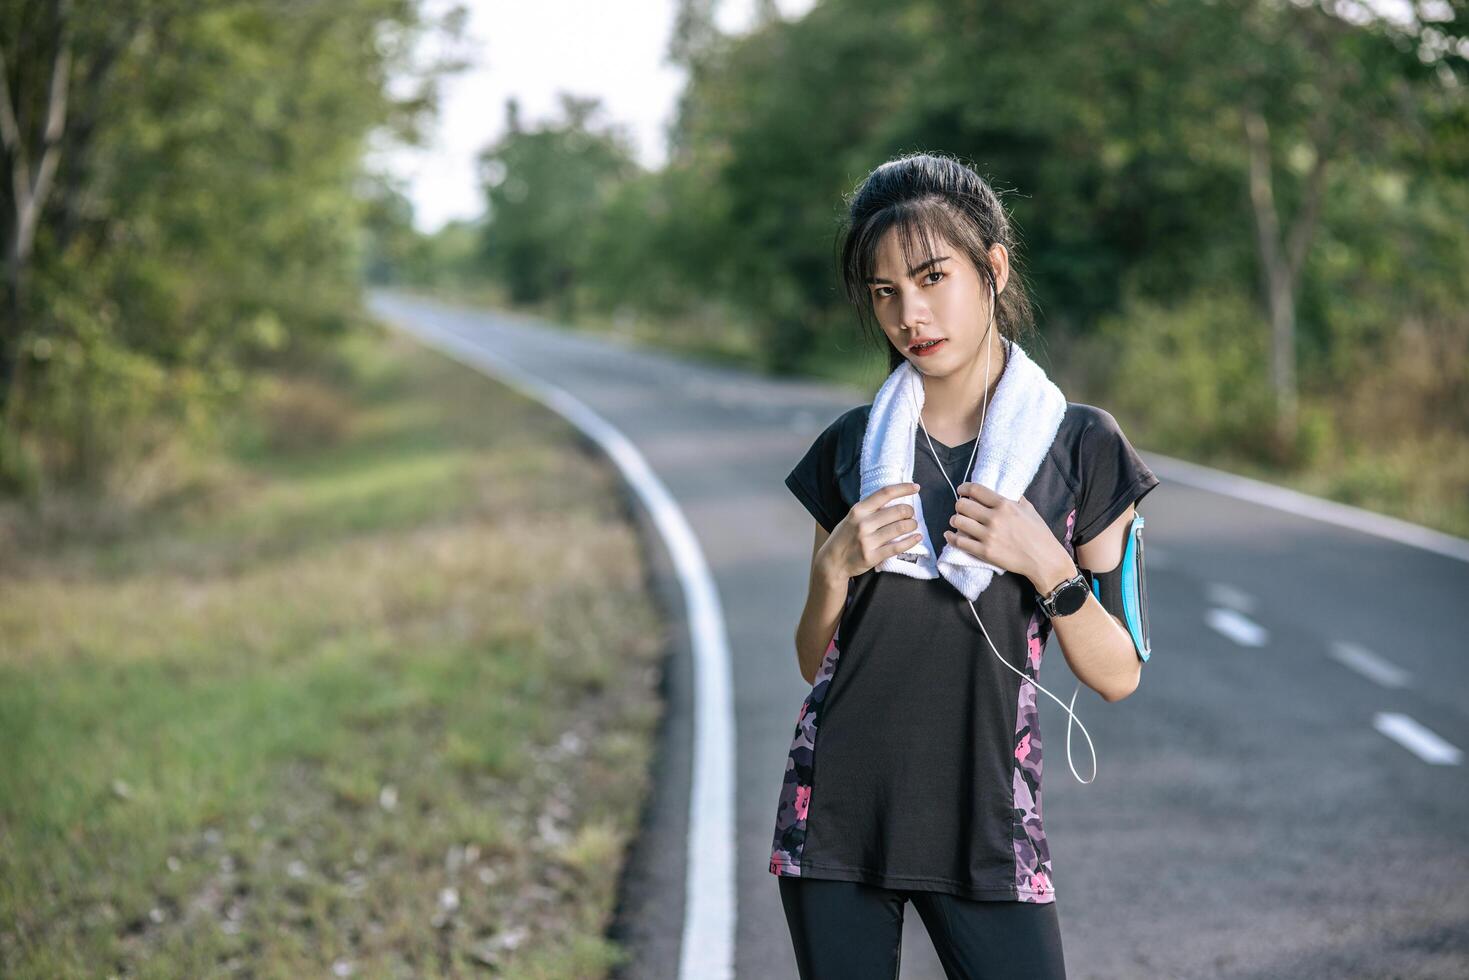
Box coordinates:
[908,278,1098,785]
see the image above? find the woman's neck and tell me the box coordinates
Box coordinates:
[919,338,1009,445]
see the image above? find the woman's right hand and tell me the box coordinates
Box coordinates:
[818,482,923,580]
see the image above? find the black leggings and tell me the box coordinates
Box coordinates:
[778,875,1068,980]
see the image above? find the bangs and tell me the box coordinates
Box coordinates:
[844,197,979,306]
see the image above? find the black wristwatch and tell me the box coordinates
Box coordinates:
[1036,568,1090,619]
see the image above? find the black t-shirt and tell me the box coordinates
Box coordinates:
[769,401,1160,902]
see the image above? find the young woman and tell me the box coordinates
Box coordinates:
[770,153,1160,979]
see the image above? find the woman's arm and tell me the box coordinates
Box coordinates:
[1030,504,1143,702]
[794,522,845,685]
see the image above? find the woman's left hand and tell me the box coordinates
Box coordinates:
[944,482,1072,589]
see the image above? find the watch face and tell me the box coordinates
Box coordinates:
[1056,579,1089,615]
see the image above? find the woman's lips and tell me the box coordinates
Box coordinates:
[910,338,947,356]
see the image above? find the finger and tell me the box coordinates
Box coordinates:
[869,514,916,543]
[860,481,920,513]
[949,512,983,538]
[953,496,992,523]
[885,529,923,556]
[944,527,983,558]
[957,481,1001,505]
[862,496,916,533]
[943,528,973,556]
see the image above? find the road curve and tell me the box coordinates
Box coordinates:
[368,290,1469,980]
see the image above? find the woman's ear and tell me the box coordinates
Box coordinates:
[991,243,1011,295]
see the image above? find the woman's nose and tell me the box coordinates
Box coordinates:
[901,297,931,330]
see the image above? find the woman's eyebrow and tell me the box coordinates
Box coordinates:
[865,255,950,285]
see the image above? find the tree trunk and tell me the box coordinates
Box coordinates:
[0,260,23,435]
[1265,260,1298,453]
[0,0,73,444]
[1243,104,1335,460]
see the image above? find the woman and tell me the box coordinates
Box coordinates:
[770,152,1160,979]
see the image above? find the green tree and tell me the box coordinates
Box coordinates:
[0,0,466,495]
[477,94,641,312]
[650,0,1467,453]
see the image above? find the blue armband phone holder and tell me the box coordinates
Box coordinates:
[1080,512,1150,663]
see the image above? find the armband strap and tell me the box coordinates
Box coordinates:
[1079,512,1151,663]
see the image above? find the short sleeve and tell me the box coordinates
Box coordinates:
[1071,407,1160,548]
[784,415,853,534]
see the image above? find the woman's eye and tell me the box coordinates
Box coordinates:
[873,273,942,299]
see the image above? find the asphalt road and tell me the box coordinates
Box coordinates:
[368,290,1469,980]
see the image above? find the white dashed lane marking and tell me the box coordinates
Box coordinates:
[1373,713,1463,765]
[1205,607,1269,648]
[1329,640,1412,689]
[1198,596,1456,769]
[1204,582,1257,613]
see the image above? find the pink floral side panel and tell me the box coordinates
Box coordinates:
[1011,506,1074,902]
[769,614,846,876]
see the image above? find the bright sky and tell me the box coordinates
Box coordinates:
[381,0,817,234]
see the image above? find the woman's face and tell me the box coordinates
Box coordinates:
[867,226,1010,377]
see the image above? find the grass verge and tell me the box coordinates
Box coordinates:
[0,321,668,978]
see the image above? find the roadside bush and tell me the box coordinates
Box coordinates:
[1087,284,1280,462]
[254,375,355,455]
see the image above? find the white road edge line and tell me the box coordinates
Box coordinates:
[1328,640,1412,689]
[1373,713,1463,765]
[1204,607,1269,648]
[375,311,737,979]
[1146,452,1469,564]
[374,294,1469,567]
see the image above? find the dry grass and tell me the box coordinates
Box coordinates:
[0,322,667,978]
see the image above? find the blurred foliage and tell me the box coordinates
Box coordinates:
[476,94,643,316]
[6,0,1465,528]
[384,0,1466,500]
[0,0,467,506]
[359,173,486,292]
[1090,284,1281,459]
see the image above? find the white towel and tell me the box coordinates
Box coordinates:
[858,337,1068,601]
